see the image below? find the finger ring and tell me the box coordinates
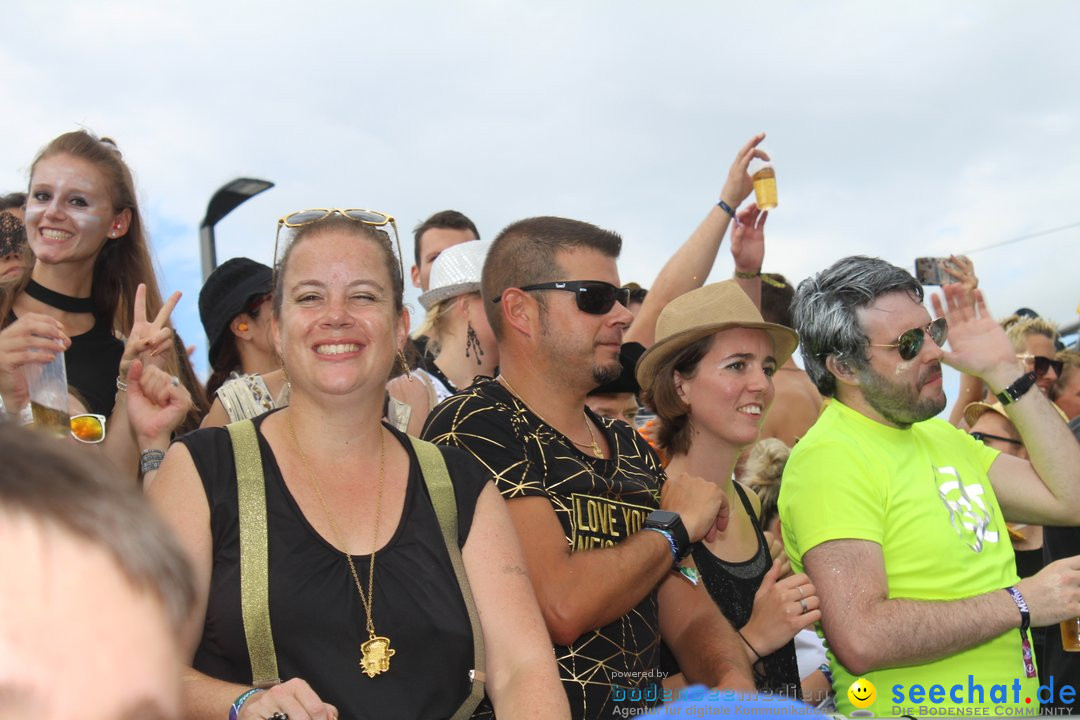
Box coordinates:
[170,375,180,387]
[268,713,289,720]
[797,586,804,599]
[799,598,808,614]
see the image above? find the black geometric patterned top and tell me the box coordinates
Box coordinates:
[423,378,666,720]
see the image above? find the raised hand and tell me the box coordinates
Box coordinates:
[125,359,192,447]
[741,563,820,655]
[661,471,731,541]
[942,255,978,294]
[0,313,69,409]
[730,202,767,274]
[930,285,1019,387]
[119,283,181,381]
[719,133,769,210]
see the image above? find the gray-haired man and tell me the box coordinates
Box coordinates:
[779,255,1080,716]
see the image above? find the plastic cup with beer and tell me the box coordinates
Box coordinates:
[748,156,778,211]
[23,348,70,438]
[1060,617,1080,652]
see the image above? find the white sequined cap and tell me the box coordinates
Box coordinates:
[418,240,490,310]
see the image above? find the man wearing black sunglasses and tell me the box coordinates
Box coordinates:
[777,256,1080,716]
[424,215,756,718]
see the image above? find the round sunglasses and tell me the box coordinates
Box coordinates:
[493,280,631,315]
[868,317,948,361]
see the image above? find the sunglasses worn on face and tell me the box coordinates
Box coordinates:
[273,208,402,284]
[970,431,1023,448]
[868,317,948,361]
[70,413,106,443]
[493,281,631,315]
[1018,354,1063,379]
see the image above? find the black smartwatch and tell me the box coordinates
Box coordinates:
[995,371,1038,406]
[644,510,692,559]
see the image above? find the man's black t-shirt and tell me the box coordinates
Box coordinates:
[423,378,665,720]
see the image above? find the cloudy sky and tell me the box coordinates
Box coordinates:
[3,1,1078,410]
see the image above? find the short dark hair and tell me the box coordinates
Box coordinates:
[0,192,26,211]
[412,210,479,266]
[760,273,794,327]
[0,423,195,633]
[482,216,623,339]
[792,256,923,397]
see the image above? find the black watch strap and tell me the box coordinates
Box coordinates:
[644,510,692,559]
[995,371,1038,406]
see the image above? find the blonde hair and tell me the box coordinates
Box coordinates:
[1003,316,1059,353]
[415,298,455,358]
[743,438,792,529]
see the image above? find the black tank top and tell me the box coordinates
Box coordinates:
[179,413,493,719]
[691,483,801,698]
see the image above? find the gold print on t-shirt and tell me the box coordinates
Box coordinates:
[570,494,651,550]
[934,465,999,552]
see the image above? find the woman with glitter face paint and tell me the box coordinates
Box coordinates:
[0,130,197,480]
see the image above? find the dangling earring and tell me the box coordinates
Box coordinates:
[465,321,484,366]
[397,350,413,382]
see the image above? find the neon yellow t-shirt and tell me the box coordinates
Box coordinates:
[779,400,1038,716]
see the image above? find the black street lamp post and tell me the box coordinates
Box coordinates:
[199,178,274,282]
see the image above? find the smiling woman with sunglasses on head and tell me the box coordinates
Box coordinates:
[147,209,566,720]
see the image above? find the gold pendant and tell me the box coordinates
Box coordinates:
[359,634,395,678]
[592,442,603,458]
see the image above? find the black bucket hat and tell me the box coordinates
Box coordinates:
[198,257,273,362]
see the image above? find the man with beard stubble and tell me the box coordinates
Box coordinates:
[423,216,754,719]
[778,256,1080,716]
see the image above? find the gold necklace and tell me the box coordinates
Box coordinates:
[286,412,395,678]
[497,375,604,458]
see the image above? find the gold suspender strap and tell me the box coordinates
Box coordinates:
[408,437,487,720]
[226,420,281,688]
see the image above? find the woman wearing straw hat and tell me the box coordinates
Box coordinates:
[636,279,818,698]
[388,240,496,435]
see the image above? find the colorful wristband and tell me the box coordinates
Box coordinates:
[229,688,263,720]
[643,526,680,565]
[1004,586,1037,678]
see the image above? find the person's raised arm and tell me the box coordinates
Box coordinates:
[931,285,1080,523]
[729,203,767,308]
[625,133,767,348]
[463,483,570,719]
[938,256,987,427]
[122,360,192,484]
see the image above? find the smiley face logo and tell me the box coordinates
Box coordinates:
[848,677,876,708]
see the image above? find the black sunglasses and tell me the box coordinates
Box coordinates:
[493,281,631,315]
[970,431,1024,448]
[868,318,948,361]
[1018,354,1063,379]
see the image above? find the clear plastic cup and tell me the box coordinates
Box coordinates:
[24,350,70,438]
[1060,617,1080,652]
[748,156,778,211]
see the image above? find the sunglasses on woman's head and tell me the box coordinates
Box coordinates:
[868,317,948,361]
[1017,354,1063,379]
[493,281,631,315]
[70,413,106,443]
[273,208,402,283]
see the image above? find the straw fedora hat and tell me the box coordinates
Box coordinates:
[636,280,800,389]
[964,398,1068,428]
[418,240,489,310]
